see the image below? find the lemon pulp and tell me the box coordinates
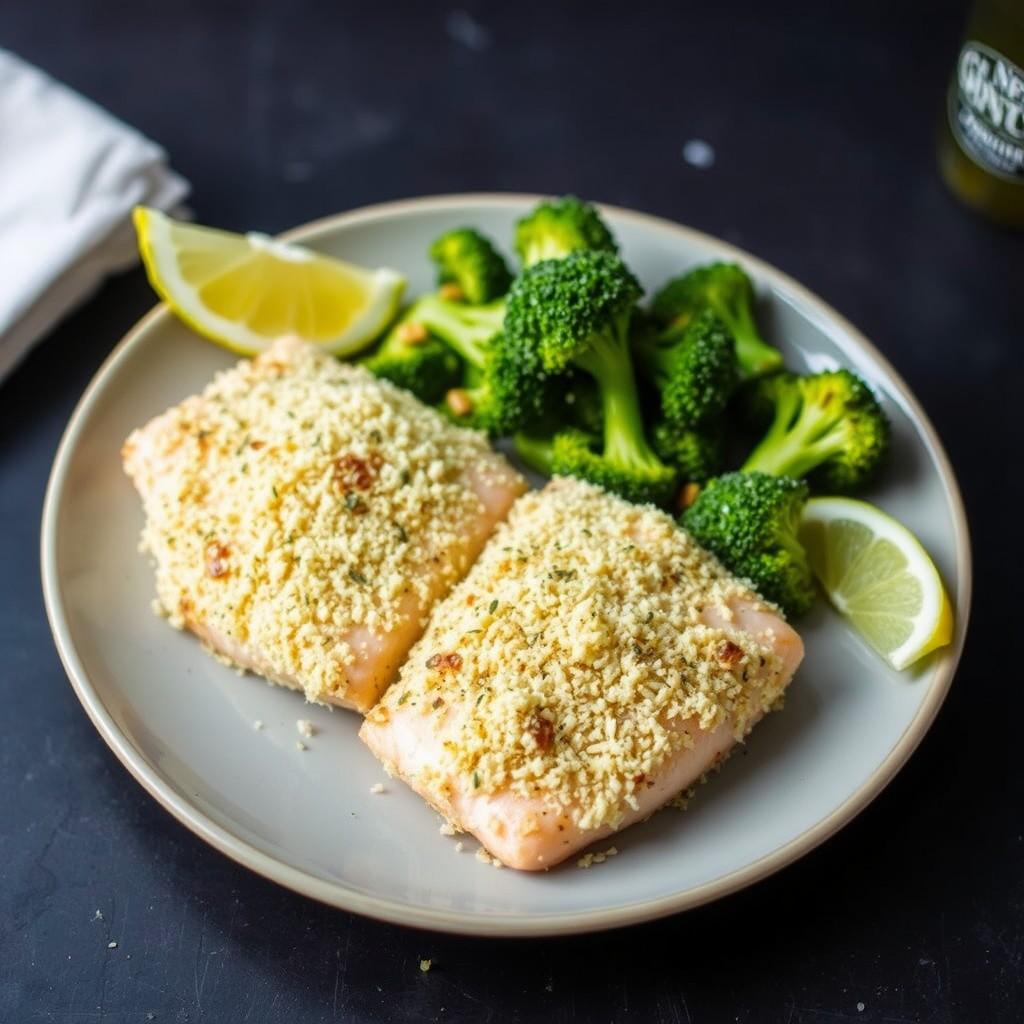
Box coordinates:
[800,497,953,670]
[133,208,404,356]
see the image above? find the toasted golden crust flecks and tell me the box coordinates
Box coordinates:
[122,335,523,708]
[366,478,789,831]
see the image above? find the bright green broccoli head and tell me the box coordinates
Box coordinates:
[441,332,548,436]
[650,262,782,380]
[394,292,543,436]
[504,249,642,375]
[513,195,618,268]
[652,422,724,484]
[546,428,677,506]
[682,471,815,617]
[509,376,602,479]
[634,309,738,428]
[741,369,889,492]
[360,322,461,404]
[505,250,676,504]
[428,227,512,304]
[513,423,678,506]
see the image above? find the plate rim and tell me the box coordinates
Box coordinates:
[40,192,973,937]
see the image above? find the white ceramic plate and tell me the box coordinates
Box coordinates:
[42,195,971,936]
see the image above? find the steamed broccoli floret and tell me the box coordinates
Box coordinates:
[429,227,512,304]
[650,263,782,379]
[633,309,738,428]
[359,313,461,403]
[405,294,544,435]
[682,471,815,617]
[549,428,677,504]
[443,332,548,435]
[513,428,675,505]
[741,369,889,491]
[410,293,506,368]
[504,250,676,505]
[652,421,724,484]
[514,195,618,268]
[510,377,600,478]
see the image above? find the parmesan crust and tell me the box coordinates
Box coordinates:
[122,336,524,711]
[365,478,790,833]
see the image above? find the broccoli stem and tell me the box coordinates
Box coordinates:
[632,333,673,388]
[513,432,557,475]
[573,317,664,472]
[743,391,847,478]
[717,301,782,378]
[411,295,505,369]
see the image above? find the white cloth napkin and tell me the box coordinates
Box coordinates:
[0,49,189,382]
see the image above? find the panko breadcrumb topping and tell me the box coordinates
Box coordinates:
[124,337,516,706]
[367,479,786,832]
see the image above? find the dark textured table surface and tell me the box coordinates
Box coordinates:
[2,2,1020,1021]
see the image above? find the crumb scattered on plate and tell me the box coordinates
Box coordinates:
[252,720,264,731]
[419,958,432,973]
[107,941,118,949]
[370,782,385,794]
[670,787,696,811]
[475,847,503,868]
[295,741,307,752]
[296,718,315,738]
[577,846,618,869]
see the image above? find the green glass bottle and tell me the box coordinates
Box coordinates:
[938,0,1024,226]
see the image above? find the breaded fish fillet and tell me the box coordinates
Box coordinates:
[123,336,525,712]
[360,478,803,869]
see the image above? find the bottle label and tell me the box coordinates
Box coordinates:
[949,41,1024,182]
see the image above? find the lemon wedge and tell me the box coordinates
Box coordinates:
[799,497,953,670]
[133,207,404,357]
